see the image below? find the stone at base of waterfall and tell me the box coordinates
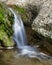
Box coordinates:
[6,47,14,49]
[0,47,14,49]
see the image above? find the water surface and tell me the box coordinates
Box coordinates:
[0,50,52,65]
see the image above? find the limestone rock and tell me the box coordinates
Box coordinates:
[0,0,47,7]
[32,0,52,39]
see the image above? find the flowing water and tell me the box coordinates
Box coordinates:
[0,50,52,65]
[9,8,52,60]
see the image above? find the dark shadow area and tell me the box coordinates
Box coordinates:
[24,4,41,26]
[0,40,5,47]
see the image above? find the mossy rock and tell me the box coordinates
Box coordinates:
[0,2,14,47]
[9,5,40,26]
[9,5,32,26]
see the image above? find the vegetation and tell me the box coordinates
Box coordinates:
[10,5,29,25]
[0,2,14,47]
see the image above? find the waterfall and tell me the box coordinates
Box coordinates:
[9,8,27,48]
[9,8,52,60]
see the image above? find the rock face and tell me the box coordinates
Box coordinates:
[1,0,27,6]
[0,2,14,47]
[0,0,47,7]
[32,0,52,39]
[0,0,52,7]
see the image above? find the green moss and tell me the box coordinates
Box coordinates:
[11,5,26,13]
[0,2,14,47]
[10,5,28,24]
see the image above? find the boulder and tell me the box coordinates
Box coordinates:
[32,0,52,53]
[32,0,52,40]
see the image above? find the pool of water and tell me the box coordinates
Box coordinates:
[0,25,52,65]
[0,50,52,65]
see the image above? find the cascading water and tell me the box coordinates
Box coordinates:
[9,8,52,60]
[9,8,27,48]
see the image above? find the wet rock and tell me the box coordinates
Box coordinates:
[9,5,30,26]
